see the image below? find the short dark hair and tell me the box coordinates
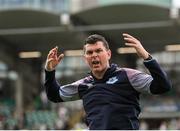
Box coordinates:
[84,34,109,50]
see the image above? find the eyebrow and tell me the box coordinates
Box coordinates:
[86,48,103,52]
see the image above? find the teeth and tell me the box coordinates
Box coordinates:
[92,61,100,64]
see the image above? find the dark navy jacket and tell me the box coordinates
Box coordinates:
[44,59,171,130]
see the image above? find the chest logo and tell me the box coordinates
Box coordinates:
[106,77,118,84]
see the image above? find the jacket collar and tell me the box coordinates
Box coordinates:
[89,63,118,82]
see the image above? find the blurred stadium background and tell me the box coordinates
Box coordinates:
[0,0,180,129]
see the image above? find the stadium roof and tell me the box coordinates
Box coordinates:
[0,2,180,62]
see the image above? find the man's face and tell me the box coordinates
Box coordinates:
[84,41,111,74]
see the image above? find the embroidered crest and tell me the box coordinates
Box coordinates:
[87,83,93,89]
[106,77,118,84]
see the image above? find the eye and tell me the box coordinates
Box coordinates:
[86,50,93,55]
[95,49,103,53]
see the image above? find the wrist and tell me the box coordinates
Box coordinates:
[45,68,55,72]
[45,63,55,72]
[144,54,152,61]
[45,67,55,72]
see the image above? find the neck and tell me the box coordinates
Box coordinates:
[92,66,109,79]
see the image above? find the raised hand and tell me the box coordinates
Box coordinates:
[123,33,149,59]
[45,46,64,71]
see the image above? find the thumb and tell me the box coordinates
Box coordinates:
[57,54,64,62]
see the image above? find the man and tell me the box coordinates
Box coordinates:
[44,33,171,130]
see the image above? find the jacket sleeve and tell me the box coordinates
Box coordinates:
[126,59,172,95]
[144,59,172,94]
[44,70,81,103]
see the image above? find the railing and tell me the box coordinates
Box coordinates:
[0,0,70,13]
[0,0,173,14]
[71,0,172,13]
[99,0,171,8]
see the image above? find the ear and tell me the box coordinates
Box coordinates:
[107,49,111,60]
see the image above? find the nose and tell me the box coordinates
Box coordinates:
[91,51,98,57]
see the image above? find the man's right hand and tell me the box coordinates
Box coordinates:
[45,46,64,71]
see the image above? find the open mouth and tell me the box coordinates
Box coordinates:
[92,61,100,65]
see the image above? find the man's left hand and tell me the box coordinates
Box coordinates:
[123,33,149,60]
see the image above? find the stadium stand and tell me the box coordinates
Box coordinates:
[0,0,180,129]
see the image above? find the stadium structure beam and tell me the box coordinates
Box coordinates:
[0,20,174,35]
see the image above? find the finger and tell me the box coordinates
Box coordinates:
[48,47,56,55]
[47,46,58,59]
[48,50,57,59]
[47,51,54,59]
[54,46,58,57]
[57,54,64,62]
[52,46,58,51]
[122,33,133,37]
[49,46,58,53]
[125,43,137,47]
[123,33,137,41]
[50,46,58,55]
[47,58,55,63]
[124,37,137,43]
